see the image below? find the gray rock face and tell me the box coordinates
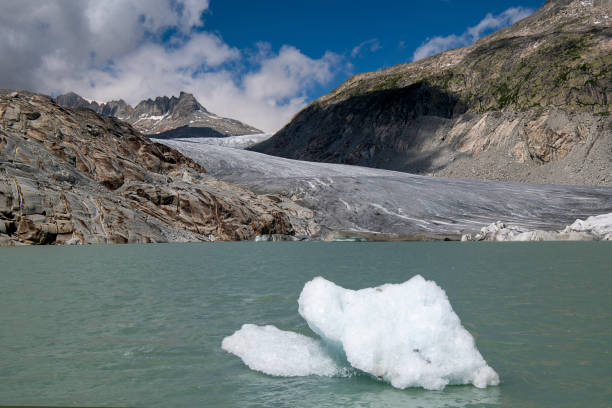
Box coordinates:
[55,91,262,138]
[54,92,93,110]
[54,92,133,120]
[158,139,612,240]
[252,0,612,186]
[256,105,611,186]
[0,90,314,246]
[99,99,133,120]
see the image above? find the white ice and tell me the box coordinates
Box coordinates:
[298,276,499,390]
[462,213,612,241]
[222,276,499,390]
[221,324,342,377]
[562,213,612,240]
[155,133,273,150]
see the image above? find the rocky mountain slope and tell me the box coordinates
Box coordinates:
[252,0,612,186]
[55,91,261,138]
[0,90,312,245]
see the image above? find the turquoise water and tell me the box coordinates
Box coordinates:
[0,242,610,407]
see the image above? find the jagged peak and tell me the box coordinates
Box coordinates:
[54,90,260,135]
[132,91,208,116]
[55,91,87,102]
[174,91,208,114]
[60,91,82,98]
[54,92,101,109]
[108,98,129,106]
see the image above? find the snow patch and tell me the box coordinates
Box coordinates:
[143,114,166,121]
[83,97,101,104]
[136,113,168,123]
[154,134,273,150]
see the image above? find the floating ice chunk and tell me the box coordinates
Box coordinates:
[298,276,499,390]
[222,276,499,390]
[221,324,342,377]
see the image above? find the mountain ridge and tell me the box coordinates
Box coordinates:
[55,91,262,138]
[252,0,611,186]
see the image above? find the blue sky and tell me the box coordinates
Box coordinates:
[203,0,542,121]
[0,0,543,131]
[204,0,543,75]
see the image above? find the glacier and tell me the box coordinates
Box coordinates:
[153,133,272,150]
[157,139,612,239]
[222,276,499,390]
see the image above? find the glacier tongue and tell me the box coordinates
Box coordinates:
[298,276,499,390]
[222,276,499,390]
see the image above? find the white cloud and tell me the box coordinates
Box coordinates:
[351,39,382,58]
[0,0,344,132]
[412,7,533,61]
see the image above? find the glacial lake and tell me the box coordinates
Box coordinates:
[1,242,610,408]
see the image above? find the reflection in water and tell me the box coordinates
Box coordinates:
[331,383,501,408]
[230,373,501,408]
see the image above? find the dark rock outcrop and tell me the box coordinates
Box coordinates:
[252,0,612,186]
[55,91,261,138]
[54,92,133,120]
[0,90,313,246]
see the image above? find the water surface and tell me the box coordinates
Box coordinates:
[0,242,610,407]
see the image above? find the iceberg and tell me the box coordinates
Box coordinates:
[221,324,342,377]
[222,276,499,390]
[298,276,499,390]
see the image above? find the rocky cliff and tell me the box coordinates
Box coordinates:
[55,91,262,138]
[54,92,134,121]
[0,90,313,245]
[252,0,612,186]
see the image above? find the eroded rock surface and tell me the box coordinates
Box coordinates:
[0,90,314,245]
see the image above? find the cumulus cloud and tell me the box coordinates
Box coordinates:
[351,39,382,58]
[412,7,533,61]
[0,0,344,132]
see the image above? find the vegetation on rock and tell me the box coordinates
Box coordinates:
[252,0,611,186]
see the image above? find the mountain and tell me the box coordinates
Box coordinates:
[128,92,262,137]
[54,92,133,120]
[0,90,312,245]
[252,0,612,186]
[54,91,262,138]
